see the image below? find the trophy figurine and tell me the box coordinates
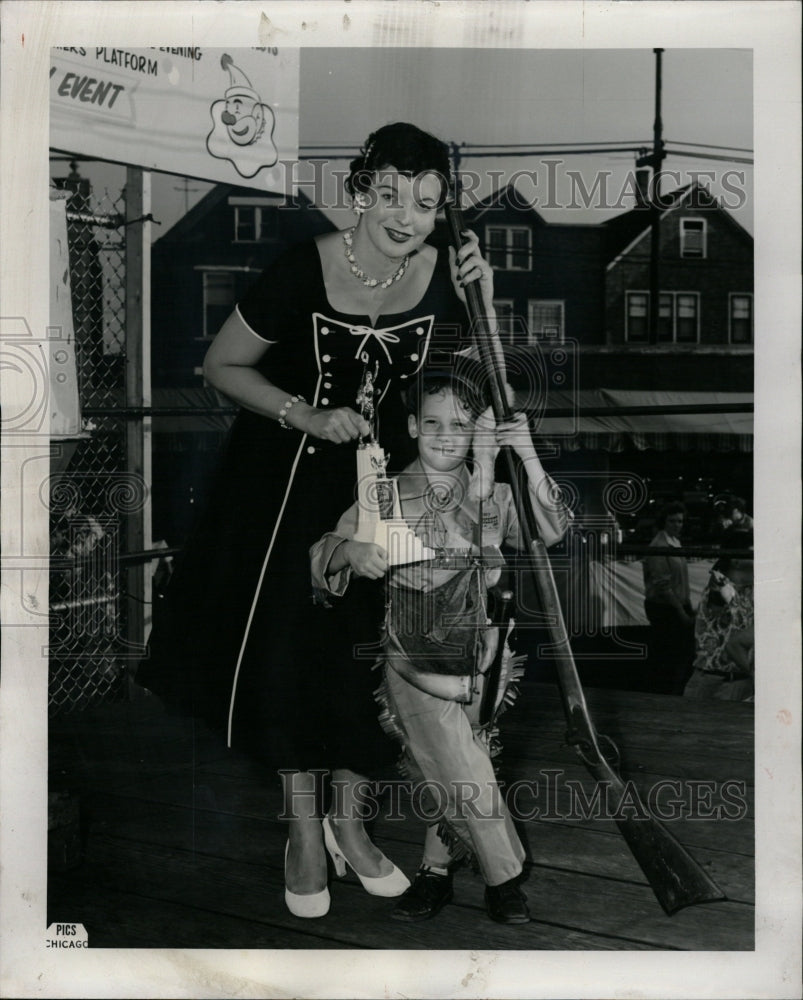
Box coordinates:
[354,364,434,566]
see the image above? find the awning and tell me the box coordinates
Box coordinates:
[528,389,753,452]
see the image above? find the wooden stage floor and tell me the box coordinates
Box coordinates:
[48,680,754,951]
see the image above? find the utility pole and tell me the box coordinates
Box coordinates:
[637,48,666,344]
[449,141,464,195]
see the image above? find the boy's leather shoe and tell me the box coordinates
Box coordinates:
[484,879,530,924]
[391,867,453,922]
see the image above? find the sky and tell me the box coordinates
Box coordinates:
[49,47,753,239]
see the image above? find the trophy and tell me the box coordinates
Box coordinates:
[354,364,434,566]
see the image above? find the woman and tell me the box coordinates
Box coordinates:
[684,530,754,701]
[642,502,695,694]
[139,122,502,917]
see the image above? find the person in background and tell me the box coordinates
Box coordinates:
[727,496,754,533]
[684,529,754,701]
[711,494,754,537]
[643,502,695,694]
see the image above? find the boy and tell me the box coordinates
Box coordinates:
[310,372,570,923]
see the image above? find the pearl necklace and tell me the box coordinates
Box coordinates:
[342,227,410,289]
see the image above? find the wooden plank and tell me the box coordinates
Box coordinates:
[86,748,754,858]
[499,764,754,855]
[502,711,755,760]
[50,708,236,790]
[49,684,754,951]
[66,834,661,951]
[47,878,337,950]
[520,681,754,725]
[521,821,752,905]
[501,740,755,787]
[83,791,754,906]
[520,867,753,950]
[504,711,754,762]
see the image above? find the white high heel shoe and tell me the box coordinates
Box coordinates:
[284,842,330,918]
[322,816,410,897]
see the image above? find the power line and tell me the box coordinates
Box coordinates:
[300,139,751,157]
[299,146,751,167]
[299,145,648,159]
[457,141,654,150]
[664,149,753,165]
[457,148,647,158]
[666,139,754,153]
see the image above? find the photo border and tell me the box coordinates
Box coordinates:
[1,2,800,997]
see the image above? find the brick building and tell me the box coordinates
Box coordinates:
[151,185,335,387]
[454,182,753,393]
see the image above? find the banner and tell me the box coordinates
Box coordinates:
[50,47,299,191]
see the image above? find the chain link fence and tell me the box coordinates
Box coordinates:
[49,176,131,715]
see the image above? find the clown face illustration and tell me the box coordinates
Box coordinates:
[206,53,278,177]
[222,89,265,146]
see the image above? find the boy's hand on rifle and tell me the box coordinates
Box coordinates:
[495,412,537,461]
[472,405,499,468]
[344,540,388,579]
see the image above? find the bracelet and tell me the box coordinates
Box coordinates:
[278,394,306,430]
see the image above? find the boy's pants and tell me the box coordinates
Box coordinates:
[384,664,525,887]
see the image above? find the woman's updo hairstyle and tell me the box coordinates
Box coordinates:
[345,122,452,207]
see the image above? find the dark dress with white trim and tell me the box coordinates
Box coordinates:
[140,239,467,773]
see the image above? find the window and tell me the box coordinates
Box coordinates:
[203,272,236,338]
[625,291,699,343]
[675,293,699,343]
[528,300,565,343]
[485,226,531,270]
[233,205,278,242]
[493,299,515,341]
[729,293,753,344]
[680,218,706,258]
[657,293,674,342]
[625,292,649,342]
[235,206,257,242]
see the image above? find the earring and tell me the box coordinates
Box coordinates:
[353,194,367,215]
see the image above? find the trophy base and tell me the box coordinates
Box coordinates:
[355,520,435,567]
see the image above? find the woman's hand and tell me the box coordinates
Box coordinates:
[343,541,388,579]
[294,405,370,442]
[449,229,495,316]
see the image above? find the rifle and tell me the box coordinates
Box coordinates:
[444,199,725,915]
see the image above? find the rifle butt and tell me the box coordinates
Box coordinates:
[582,748,726,914]
[615,812,726,915]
